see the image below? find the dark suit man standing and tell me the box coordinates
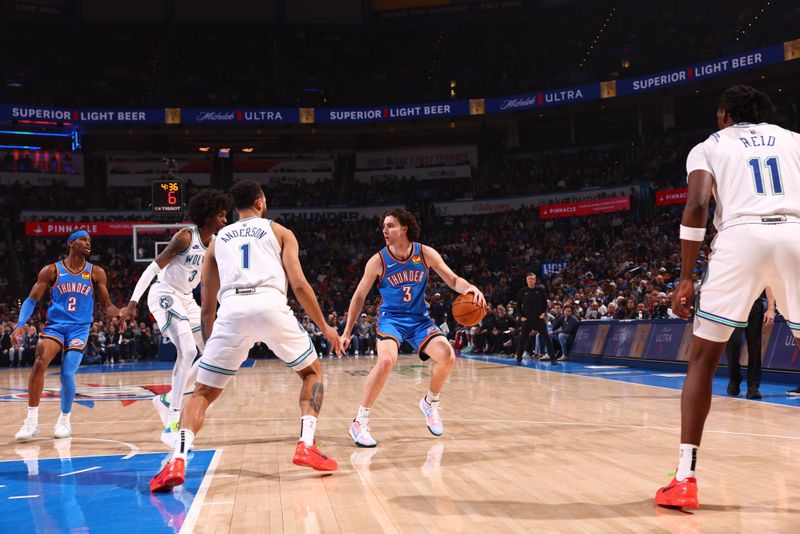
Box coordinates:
[515,273,557,364]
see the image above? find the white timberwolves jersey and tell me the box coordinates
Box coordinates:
[686,123,800,230]
[157,226,207,294]
[215,217,287,299]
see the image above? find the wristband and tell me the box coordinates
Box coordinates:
[679,224,706,241]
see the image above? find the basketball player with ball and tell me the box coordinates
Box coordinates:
[342,208,486,447]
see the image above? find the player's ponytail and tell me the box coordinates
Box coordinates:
[718,85,774,124]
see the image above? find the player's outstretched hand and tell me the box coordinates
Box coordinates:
[121,301,137,322]
[11,326,26,349]
[671,279,694,320]
[323,325,344,356]
[341,334,352,353]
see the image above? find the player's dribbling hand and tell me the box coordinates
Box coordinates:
[671,279,694,320]
[323,325,344,356]
[122,301,137,322]
[468,287,487,310]
[11,326,25,349]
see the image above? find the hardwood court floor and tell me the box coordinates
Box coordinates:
[1,356,799,533]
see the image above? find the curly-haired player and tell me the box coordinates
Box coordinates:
[123,188,230,447]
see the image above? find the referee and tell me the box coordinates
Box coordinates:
[514,273,557,364]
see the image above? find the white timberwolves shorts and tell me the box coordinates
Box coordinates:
[147,283,203,341]
[197,287,318,388]
[694,220,800,342]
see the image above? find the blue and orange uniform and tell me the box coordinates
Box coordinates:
[41,260,94,414]
[376,242,444,356]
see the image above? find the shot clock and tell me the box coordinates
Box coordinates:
[152,180,184,213]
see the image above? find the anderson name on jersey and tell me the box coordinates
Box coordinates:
[215,217,287,298]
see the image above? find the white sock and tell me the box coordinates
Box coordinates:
[174,429,195,461]
[355,406,370,423]
[300,415,317,446]
[676,443,698,481]
[426,391,440,405]
[58,412,71,423]
[168,408,181,424]
[28,406,39,422]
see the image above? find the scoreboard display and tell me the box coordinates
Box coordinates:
[152,180,184,213]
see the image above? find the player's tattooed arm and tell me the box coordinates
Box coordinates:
[310,382,324,413]
[154,228,192,269]
[124,229,192,321]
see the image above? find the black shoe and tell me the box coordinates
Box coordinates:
[787,387,800,396]
[746,389,762,400]
[516,356,522,365]
[726,383,740,396]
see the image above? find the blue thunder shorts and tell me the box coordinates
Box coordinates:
[376,314,445,359]
[41,323,91,352]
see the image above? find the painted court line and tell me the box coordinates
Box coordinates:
[180,448,223,534]
[8,495,38,500]
[58,465,101,477]
[203,500,235,506]
[653,373,687,378]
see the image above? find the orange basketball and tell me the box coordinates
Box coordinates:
[451,293,486,326]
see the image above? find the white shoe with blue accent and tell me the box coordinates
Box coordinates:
[349,420,377,448]
[419,396,444,436]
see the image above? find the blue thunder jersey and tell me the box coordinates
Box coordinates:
[48,261,94,325]
[377,242,430,317]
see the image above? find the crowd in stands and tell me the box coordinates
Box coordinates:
[1,1,795,108]
[0,193,697,366]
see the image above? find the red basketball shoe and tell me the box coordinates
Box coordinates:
[655,476,699,509]
[293,441,338,471]
[150,458,186,493]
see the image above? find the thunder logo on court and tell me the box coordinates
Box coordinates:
[0,383,170,407]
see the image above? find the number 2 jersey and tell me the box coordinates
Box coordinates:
[48,261,94,325]
[377,242,430,317]
[157,225,208,294]
[686,122,800,230]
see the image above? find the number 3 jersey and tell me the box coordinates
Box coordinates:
[378,242,430,317]
[157,226,208,294]
[686,123,800,230]
[48,261,94,325]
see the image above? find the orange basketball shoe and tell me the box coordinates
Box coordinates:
[293,441,338,471]
[150,458,186,493]
[655,476,699,509]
